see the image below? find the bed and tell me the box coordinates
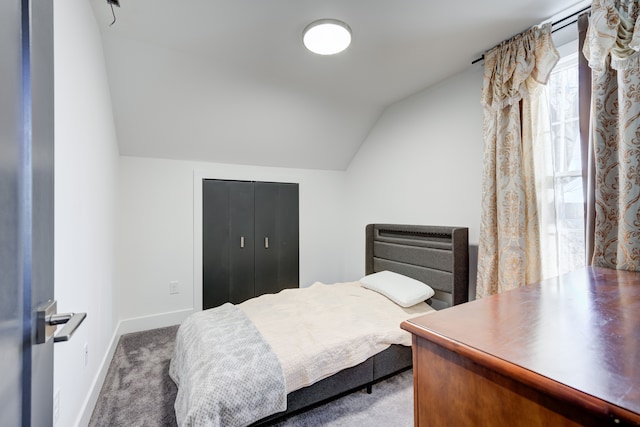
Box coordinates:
[170,224,469,426]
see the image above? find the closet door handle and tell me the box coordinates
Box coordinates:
[240,236,245,248]
[264,237,269,249]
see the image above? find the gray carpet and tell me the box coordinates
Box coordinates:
[89,326,414,427]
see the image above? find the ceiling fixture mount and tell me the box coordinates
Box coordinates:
[303,19,352,55]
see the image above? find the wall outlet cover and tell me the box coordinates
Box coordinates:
[169,281,180,294]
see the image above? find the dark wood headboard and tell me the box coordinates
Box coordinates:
[365,224,469,310]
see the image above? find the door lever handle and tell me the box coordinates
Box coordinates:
[52,312,87,342]
[36,300,87,344]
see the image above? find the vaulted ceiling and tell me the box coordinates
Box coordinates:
[89,0,588,170]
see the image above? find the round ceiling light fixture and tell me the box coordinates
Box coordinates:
[303,19,352,55]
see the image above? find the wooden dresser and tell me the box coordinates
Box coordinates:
[401,267,640,426]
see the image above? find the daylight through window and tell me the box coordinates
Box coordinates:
[537,51,585,278]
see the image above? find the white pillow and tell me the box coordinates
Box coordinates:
[359,270,435,307]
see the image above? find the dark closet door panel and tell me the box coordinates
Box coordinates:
[277,183,299,290]
[228,181,255,304]
[254,182,299,296]
[254,182,279,296]
[202,180,231,309]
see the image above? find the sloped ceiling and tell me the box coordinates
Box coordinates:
[89,0,588,170]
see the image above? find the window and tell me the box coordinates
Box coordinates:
[537,50,585,278]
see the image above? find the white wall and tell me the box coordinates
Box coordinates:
[343,65,485,287]
[115,65,486,325]
[53,1,119,426]
[117,157,346,322]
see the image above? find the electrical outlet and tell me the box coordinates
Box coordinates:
[169,281,180,295]
[53,389,60,425]
[84,342,89,367]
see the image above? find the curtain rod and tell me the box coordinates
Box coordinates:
[471,5,591,65]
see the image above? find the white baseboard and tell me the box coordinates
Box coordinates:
[116,308,194,336]
[73,324,120,427]
[74,308,194,427]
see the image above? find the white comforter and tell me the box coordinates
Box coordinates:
[239,281,435,393]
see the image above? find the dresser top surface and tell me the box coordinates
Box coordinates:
[404,267,640,417]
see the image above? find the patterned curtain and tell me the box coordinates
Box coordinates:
[584,0,640,271]
[476,23,559,298]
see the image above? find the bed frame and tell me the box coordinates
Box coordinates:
[253,224,469,425]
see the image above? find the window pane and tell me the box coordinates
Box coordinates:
[554,176,585,274]
[552,120,581,173]
[538,51,585,277]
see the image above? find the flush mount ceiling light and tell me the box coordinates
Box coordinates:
[303,19,352,55]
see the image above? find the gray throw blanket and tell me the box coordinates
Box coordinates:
[169,304,286,426]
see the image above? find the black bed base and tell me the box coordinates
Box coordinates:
[251,344,412,426]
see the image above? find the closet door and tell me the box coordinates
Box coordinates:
[203,180,255,309]
[228,181,255,304]
[202,180,230,309]
[254,182,299,296]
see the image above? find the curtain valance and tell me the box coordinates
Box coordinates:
[482,23,559,110]
[584,0,640,70]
